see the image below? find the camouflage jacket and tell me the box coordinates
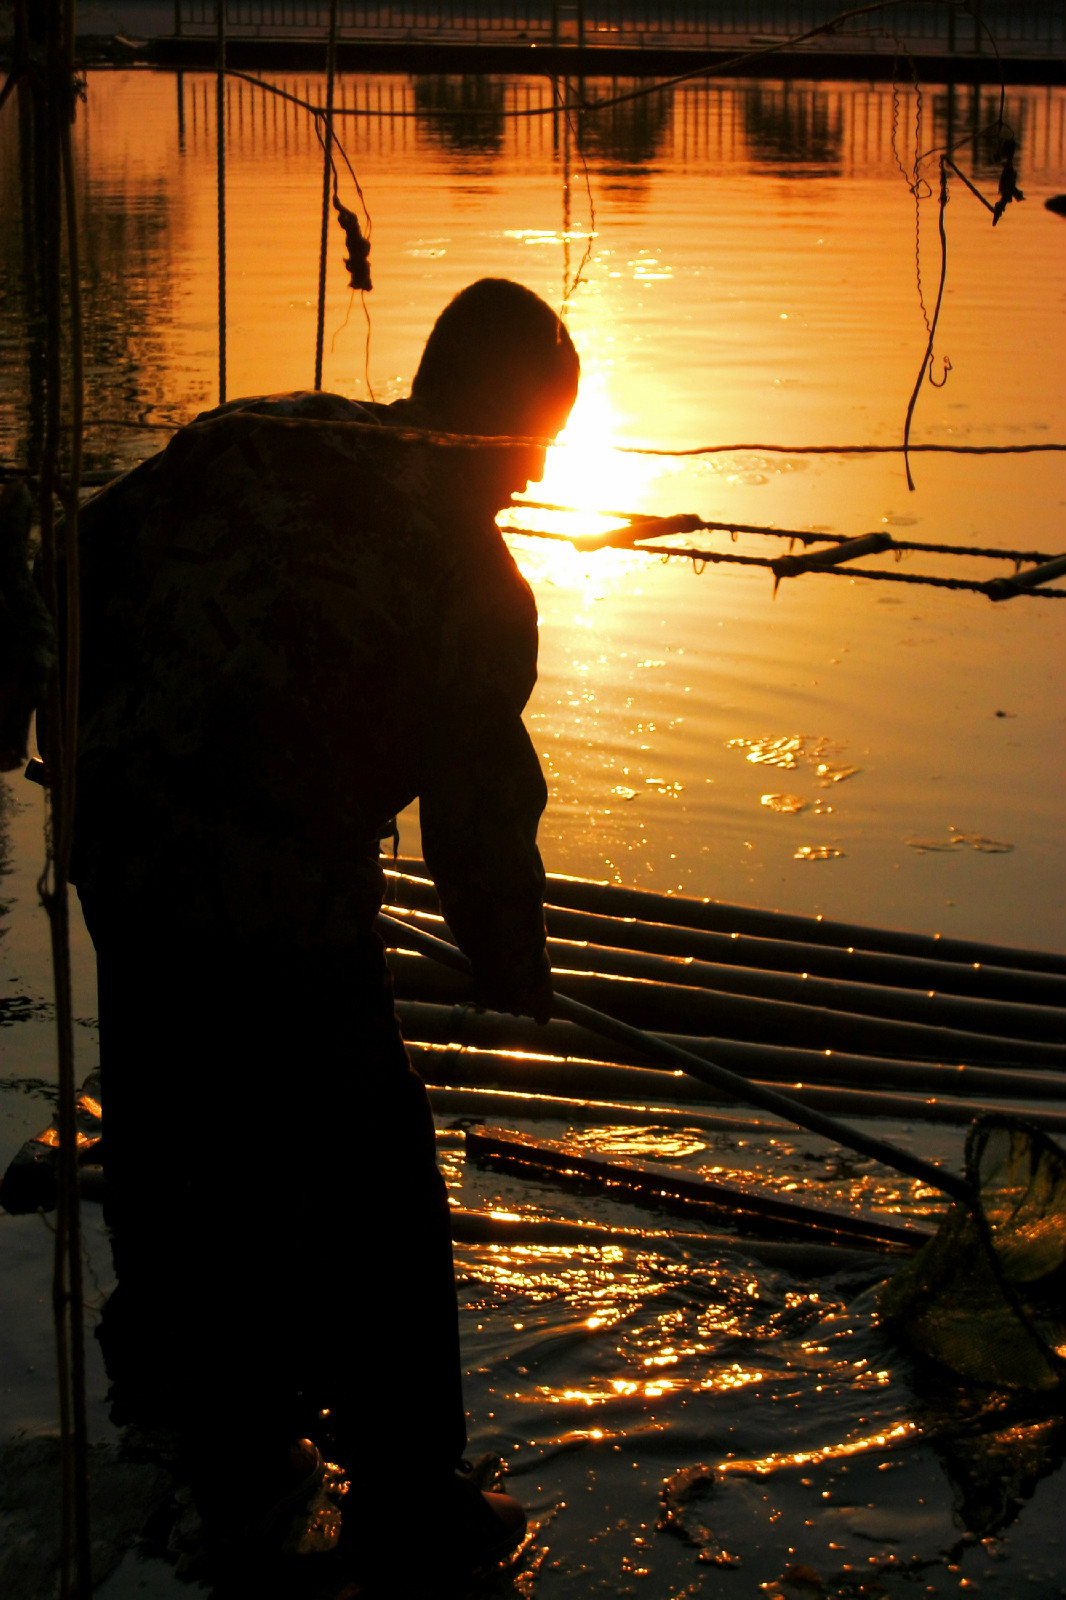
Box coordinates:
[72,390,548,999]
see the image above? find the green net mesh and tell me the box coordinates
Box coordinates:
[880,1116,1066,1391]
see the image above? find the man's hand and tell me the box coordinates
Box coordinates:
[475,949,554,1026]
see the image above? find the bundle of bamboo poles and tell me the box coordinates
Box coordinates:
[381,861,1066,1136]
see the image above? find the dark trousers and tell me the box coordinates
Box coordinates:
[88,920,467,1488]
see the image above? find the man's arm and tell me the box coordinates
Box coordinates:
[419,710,552,1023]
[419,691,552,1025]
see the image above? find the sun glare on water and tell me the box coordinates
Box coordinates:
[513,372,664,522]
[503,371,671,588]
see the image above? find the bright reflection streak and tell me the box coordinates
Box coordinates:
[38,1127,96,1149]
[539,371,662,516]
[698,1365,765,1393]
[719,1420,919,1476]
[506,369,671,578]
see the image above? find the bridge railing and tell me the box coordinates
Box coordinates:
[170,0,1065,58]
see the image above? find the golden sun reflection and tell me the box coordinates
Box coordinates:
[718,1419,919,1476]
[38,1127,96,1149]
[505,370,671,579]
[539,371,663,517]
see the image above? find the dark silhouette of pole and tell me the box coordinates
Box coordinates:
[215,0,226,403]
[314,0,339,391]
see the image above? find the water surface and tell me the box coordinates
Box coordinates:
[1,67,1065,1600]
[4,68,1063,948]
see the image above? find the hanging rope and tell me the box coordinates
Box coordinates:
[217,7,1024,466]
[556,76,595,311]
[902,157,949,490]
[602,440,1066,460]
[14,0,93,1591]
[70,416,1066,461]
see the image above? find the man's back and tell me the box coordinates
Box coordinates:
[73,391,545,961]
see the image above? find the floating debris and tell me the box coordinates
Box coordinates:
[907,829,1014,855]
[814,762,860,786]
[794,845,845,861]
[657,1464,741,1568]
[728,734,804,768]
[761,793,807,814]
[572,1126,707,1160]
[728,736,860,790]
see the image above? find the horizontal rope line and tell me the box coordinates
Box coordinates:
[74,417,1066,459]
[225,67,558,118]
[632,543,1066,597]
[618,442,1066,458]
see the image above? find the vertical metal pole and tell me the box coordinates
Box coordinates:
[215,0,226,403]
[561,75,571,303]
[174,0,182,36]
[314,0,338,390]
[551,0,558,48]
[176,68,186,152]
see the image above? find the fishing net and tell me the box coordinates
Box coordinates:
[880,1115,1066,1391]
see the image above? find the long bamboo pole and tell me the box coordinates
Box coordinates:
[388,859,1066,977]
[465,1127,931,1250]
[426,1081,765,1134]
[402,1024,1066,1133]
[397,990,1063,1102]
[383,868,1066,1008]
[540,934,1063,1045]
[376,913,974,1203]
[448,1206,885,1275]
[388,950,1065,1071]
[384,887,1062,1040]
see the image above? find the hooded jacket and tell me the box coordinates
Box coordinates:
[71,390,548,1003]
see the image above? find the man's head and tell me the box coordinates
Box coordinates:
[413,279,580,508]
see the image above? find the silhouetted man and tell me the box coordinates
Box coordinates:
[68,279,579,1588]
